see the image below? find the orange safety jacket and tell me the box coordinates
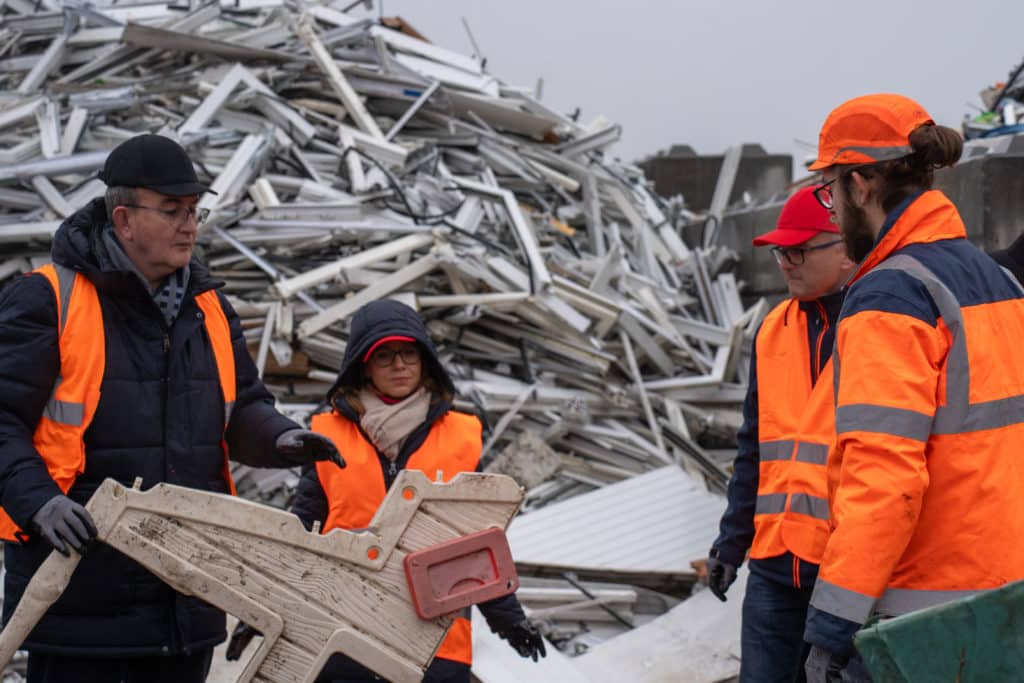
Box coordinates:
[0,263,237,541]
[311,410,482,666]
[811,190,1024,629]
[750,299,833,566]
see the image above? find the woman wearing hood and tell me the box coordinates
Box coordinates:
[293,299,545,682]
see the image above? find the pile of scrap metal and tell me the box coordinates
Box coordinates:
[1,2,756,680]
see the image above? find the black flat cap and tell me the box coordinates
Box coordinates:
[98,134,214,196]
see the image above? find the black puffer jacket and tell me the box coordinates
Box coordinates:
[0,197,299,656]
[291,299,525,681]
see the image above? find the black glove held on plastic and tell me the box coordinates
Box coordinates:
[30,494,97,557]
[226,622,258,661]
[275,429,345,468]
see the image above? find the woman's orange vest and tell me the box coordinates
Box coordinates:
[749,299,834,564]
[311,409,482,666]
[0,264,238,541]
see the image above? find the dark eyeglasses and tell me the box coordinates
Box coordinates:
[370,346,421,367]
[770,239,844,266]
[812,178,837,210]
[124,204,210,227]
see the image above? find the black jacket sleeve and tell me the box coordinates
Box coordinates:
[710,332,761,567]
[477,592,527,634]
[219,292,300,468]
[291,464,328,531]
[0,274,65,529]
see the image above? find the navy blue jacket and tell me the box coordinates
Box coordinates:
[711,290,844,589]
[292,300,525,680]
[0,198,299,656]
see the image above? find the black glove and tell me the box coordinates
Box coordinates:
[275,429,345,468]
[497,619,546,661]
[226,622,258,661]
[706,556,737,602]
[805,645,850,683]
[30,494,97,557]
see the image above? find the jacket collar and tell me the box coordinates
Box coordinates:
[849,190,966,286]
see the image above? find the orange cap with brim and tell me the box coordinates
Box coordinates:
[752,186,837,247]
[808,93,934,171]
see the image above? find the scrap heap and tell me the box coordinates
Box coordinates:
[1,3,756,678]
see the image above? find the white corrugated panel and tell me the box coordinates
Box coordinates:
[574,570,746,682]
[507,465,726,573]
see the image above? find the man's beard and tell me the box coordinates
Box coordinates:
[839,202,875,263]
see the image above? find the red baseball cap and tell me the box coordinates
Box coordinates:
[752,186,837,247]
[362,335,416,362]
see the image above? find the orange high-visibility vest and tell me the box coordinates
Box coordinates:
[0,263,237,541]
[749,299,833,564]
[311,410,482,666]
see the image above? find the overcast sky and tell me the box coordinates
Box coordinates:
[359,0,1023,179]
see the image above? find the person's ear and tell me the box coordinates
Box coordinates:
[111,206,133,242]
[848,171,875,208]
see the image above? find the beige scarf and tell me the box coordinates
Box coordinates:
[358,386,431,460]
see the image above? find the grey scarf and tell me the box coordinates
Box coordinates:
[101,224,190,326]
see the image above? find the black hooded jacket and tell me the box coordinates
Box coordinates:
[0,197,299,656]
[291,299,525,679]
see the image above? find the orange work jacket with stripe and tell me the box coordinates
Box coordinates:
[750,298,834,566]
[311,409,482,666]
[0,263,237,541]
[809,190,1024,636]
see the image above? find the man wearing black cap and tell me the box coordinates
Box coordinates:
[0,134,345,682]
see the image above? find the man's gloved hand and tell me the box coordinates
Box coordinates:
[497,619,547,661]
[805,644,850,683]
[226,622,258,661]
[30,494,97,557]
[275,429,345,468]
[706,556,738,602]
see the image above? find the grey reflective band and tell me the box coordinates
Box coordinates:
[936,394,1024,434]
[460,607,472,620]
[54,264,77,335]
[759,440,795,461]
[789,493,829,521]
[876,587,986,617]
[224,401,235,427]
[755,493,787,515]
[998,265,1024,295]
[836,404,933,442]
[44,396,84,426]
[810,578,876,624]
[795,442,829,465]
[834,144,913,163]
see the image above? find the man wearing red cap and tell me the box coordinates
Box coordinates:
[802,94,1024,681]
[706,186,855,683]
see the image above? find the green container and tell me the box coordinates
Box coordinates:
[854,580,1024,682]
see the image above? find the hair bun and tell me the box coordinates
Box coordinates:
[909,124,963,168]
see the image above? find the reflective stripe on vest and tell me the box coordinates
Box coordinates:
[0,265,237,541]
[811,576,989,625]
[311,410,482,665]
[750,299,833,564]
